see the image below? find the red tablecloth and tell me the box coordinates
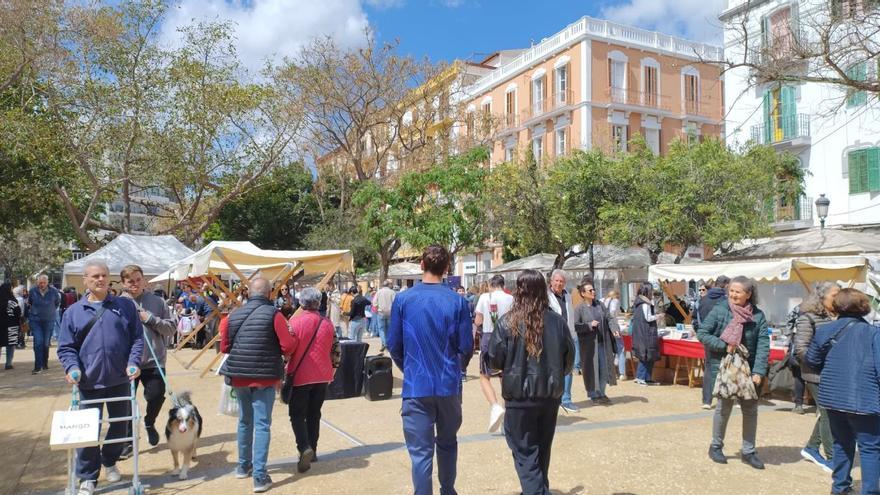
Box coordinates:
[622,335,786,362]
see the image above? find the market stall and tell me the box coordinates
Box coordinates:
[151,241,354,376]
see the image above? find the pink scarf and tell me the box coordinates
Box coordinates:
[720,301,754,346]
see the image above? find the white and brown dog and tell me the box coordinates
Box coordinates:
[165,391,203,479]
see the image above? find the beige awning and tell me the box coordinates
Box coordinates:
[649,256,869,285]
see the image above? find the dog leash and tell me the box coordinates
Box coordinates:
[142,315,183,409]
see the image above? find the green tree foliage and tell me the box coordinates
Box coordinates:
[600,137,804,262]
[204,164,320,250]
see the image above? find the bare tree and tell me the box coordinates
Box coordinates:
[716,0,878,98]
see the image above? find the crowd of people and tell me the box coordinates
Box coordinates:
[3,245,880,495]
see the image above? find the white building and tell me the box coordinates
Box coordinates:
[721,0,880,230]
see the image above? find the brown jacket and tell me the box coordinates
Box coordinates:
[794,312,833,384]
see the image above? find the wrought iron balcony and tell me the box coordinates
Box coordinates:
[750,113,811,147]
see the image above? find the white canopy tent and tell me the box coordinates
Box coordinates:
[153,240,355,375]
[649,256,871,325]
[62,234,194,291]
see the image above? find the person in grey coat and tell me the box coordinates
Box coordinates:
[574,281,619,404]
[120,264,178,448]
[794,281,840,473]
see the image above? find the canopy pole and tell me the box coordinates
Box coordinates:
[790,264,814,294]
[316,260,344,290]
[269,263,301,300]
[214,248,251,289]
[661,281,692,324]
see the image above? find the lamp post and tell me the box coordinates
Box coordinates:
[815,194,830,229]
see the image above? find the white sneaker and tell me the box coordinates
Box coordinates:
[488,404,505,433]
[619,374,626,381]
[77,480,96,495]
[105,465,122,483]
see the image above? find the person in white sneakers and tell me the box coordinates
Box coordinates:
[474,275,514,432]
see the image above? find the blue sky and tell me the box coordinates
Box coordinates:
[364,0,725,63]
[160,0,726,75]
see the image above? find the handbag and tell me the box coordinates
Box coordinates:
[713,344,759,401]
[768,359,795,394]
[281,316,325,405]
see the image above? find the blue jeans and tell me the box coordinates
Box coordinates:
[827,409,880,495]
[615,336,626,376]
[30,318,53,370]
[375,315,390,347]
[589,341,608,400]
[561,336,580,404]
[235,386,276,480]
[401,396,462,495]
[349,318,366,342]
[636,360,654,382]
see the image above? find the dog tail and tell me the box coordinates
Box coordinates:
[176,390,192,405]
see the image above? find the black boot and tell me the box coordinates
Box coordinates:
[741,452,765,469]
[708,446,727,464]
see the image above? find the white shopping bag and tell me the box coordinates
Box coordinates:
[49,408,101,450]
[218,382,239,417]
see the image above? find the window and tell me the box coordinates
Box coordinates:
[555,128,567,156]
[684,73,699,113]
[611,125,627,152]
[645,128,660,154]
[643,65,658,107]
[532,136,544,164]
[684,123,700,145]
[762,85,797,142]
[505,90,516,127]
[832,0,879,19]
[846,63,867,107]
[555,65,568,106]
[608,58,627,103]
[768,6,793,57]
[531,76,546,117]
[848,148,880,194]
[504,146,514,162]
[481,101,492,135]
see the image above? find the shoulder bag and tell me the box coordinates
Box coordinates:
[281,316,326,405]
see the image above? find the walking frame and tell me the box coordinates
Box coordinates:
[65,382,144,495]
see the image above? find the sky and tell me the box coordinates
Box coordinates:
[160,0,727,74]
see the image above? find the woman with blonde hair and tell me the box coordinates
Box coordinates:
[488,269,575,494]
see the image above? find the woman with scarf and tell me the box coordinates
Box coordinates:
[1,282,22,369]
[697,276,770,469]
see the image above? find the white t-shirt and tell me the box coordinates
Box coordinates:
[475,290,514,334]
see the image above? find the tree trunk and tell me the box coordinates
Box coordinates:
[553,248,566,270]
[589,242,595,278]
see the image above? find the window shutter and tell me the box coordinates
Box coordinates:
[762,90,772,143]
[849,149,868,194]
[868,148,880,192]
[781,86,797,138]
[760,16,770,53]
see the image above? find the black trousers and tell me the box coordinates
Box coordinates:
[288,383,328,454]
[504,399,560,495]
[77,383,130,481]
[134,367,166,427]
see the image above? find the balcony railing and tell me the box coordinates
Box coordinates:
[750,113,811,145]
[521,89,575,123]
[771,195,813,225]
[500,112,519,131]
[606,87,672,111]
[682,98,721,119]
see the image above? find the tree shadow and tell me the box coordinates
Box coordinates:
[269,442,403,490]
[556,415,589,427]
[573,395,648,408]
[550,485,588,495]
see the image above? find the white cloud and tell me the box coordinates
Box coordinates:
[160,0,372,74]
[364,0,406,8]
[600,0,726,43]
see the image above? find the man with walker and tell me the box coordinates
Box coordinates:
[58,260,144,495]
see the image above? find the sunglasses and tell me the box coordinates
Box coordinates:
[699,288,707,292]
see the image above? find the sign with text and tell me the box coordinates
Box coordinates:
[50,408,101,450]
[463,262,478,275]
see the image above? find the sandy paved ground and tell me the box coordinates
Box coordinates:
[0,338,852,494]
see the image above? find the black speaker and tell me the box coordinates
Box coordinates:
[364,355,393,401]
[326,341,369,400]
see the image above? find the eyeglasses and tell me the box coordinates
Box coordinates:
[582,288,595,293]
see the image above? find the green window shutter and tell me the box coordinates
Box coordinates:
[762,90,772,143]
[760,17,769,54]
[781,86,797,138]
[868,148,880,192]
[846,63,867,107]
[849,149,868,194]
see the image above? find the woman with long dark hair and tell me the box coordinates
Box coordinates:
[0,282,22,369]
[487,269,575,495]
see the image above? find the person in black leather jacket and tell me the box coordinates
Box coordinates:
[487,269,575,495]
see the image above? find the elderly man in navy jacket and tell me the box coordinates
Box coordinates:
[58,260,144,495]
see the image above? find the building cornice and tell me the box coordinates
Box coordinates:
[465,16,723,99]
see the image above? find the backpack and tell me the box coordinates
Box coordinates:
[783,306,813,370]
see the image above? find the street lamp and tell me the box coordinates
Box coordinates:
[815,194,830,229]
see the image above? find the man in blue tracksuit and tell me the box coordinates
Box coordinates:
[57,260,144,495]
[388,245,473,495]
[28,274,61,374]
